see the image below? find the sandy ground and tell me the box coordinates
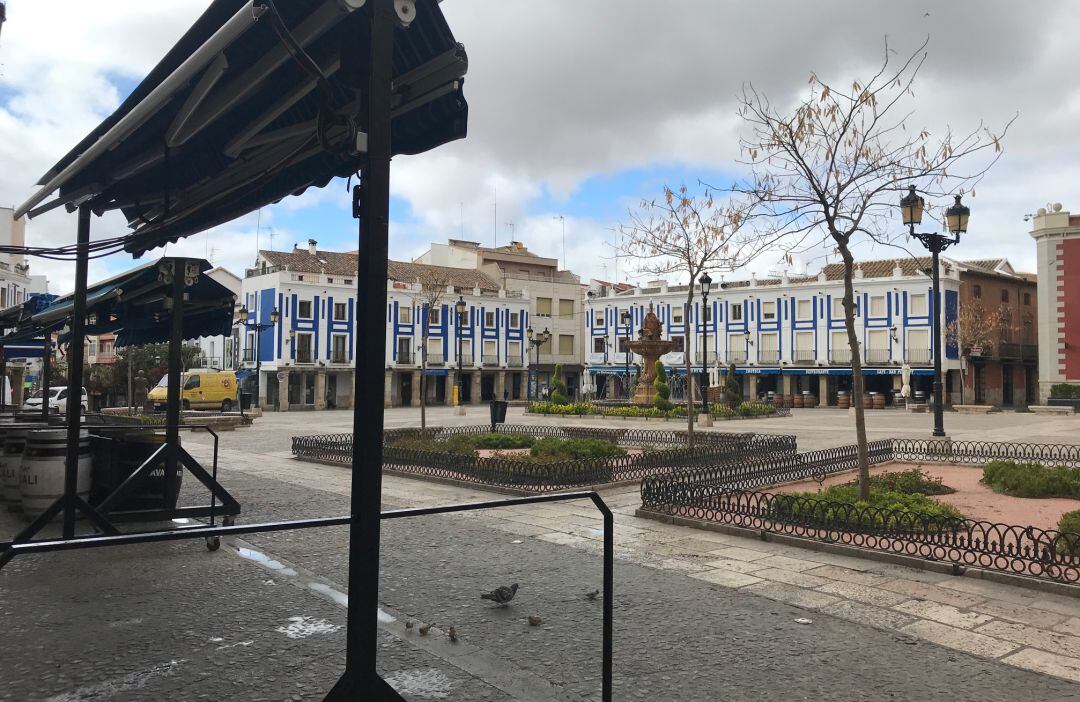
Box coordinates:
[775,462,1080,532]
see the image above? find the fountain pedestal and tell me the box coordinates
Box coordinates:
[628,306,677,406]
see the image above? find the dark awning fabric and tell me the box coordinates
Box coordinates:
[16,0,468,257]
[0,293,58,330]
[33,257,235,347]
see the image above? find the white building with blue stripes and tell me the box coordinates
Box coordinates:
[584,258,963,406]
[239,241,530,410]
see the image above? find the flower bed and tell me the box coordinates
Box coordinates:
[982,460,1080,499]
[527,400,788,421]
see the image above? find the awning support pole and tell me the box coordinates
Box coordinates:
[41,334,51,419]
[62,205,91,537]
[327,1,401,699]
[164,261,185,511]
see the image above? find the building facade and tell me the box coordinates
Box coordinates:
[0,207,49,307]
[1030,204,1080,402]
[417,240,584,399]
[584,258,963,406]
[239,242,530,410]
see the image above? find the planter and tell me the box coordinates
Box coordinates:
[1048,398,1080,411]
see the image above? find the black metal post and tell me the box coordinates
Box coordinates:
[930,247,946,437]
[456,309,463,408]
[61,205,91,537]
[700,297,709,415]
[164,262,185,511]
[332,0,396,696]
[41,334,50,419]
[624,336,630,399]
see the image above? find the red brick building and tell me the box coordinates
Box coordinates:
[1030,204,1080,402]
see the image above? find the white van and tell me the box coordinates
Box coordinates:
[23,386,89,414]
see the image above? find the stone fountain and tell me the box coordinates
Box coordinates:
[629,304,677,405]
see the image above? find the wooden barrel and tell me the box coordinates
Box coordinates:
[872,392,885,410]
[782,394,792,408]
[19,429,91,520]
[837,391,850,409]
[1,427,31,509]
[893,391,906,407]
[802,391,816,408]
[792,393,804,408]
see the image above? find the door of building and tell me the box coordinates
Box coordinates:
[400,373,412,406]
[1002,365,1014,406]
[511,373,522,400]
[326,374,337,409]
[974,363,986,404]
[460,373,472,403]
[481,374,495,401]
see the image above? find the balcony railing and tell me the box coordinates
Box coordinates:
[295,350,314,364]
[395,350,414,365]
[906,349,931,365]
[426,353,445,366]
[331,352,348,364]
[864,348,890,364]
[482,354,499,367]
[456,354,474,367]
[726,350,748,364]
[507,357,523,368]
[830,349,852,365]
[694,351,718,365]
[758,350,780,365]
[1021,343,1037,362]
[243,349,256,363]
[792,349,815,365]
[998,342,1020,360]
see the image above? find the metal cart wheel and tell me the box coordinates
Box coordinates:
[205,536,221,551]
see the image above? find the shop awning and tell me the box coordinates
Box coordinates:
[15,0,469,257]
[32,257,235,347]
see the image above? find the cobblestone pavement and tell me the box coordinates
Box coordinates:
[3,413,1080,700]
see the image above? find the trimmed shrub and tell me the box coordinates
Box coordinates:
[1056,509,1080,556]
[529,437,627,460]
[530,401,596,416]
[550,363,570,405]
[860,468,956,496]
[468,433,536,450]
[737,401,777,417]
[1050,384,1080,399]
[770,484,966,532]
[982,460,1080,499]
[711,404,737,419]
[653,360,673,411]
[724,363,742,407]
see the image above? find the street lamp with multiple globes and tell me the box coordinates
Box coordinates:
[900,185,970,438]
[699,272,712,416]
[455,295,467,413]
[237,304,279,412]
[525,326,551,403]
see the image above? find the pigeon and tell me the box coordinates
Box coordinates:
[528,615,542,626]
[419,622,434,636]
[405,621,414,630]
[447,626,459,642]
[585,589,600,601]
[481,583,519,607]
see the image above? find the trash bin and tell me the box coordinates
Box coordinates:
[240,392,253,410]
[489,400,508,431]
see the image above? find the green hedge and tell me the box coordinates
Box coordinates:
[1050,384,1080,399]
[769,485,966,532]
[982,460,1080,499]
[862,468,956,496]
[530,437,627,460]
[1057,509,1080,556]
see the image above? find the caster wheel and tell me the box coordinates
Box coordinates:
[206,536,221,551]
[222,516,236,527]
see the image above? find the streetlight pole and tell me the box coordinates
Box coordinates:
[900,185,969,439]
[455,295,466,415]
[699,273,712,417]
[237,304,279,414]
[525,326,550,404]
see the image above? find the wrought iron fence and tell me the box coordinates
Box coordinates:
[292,425,798,492]
[639,438,1080,583]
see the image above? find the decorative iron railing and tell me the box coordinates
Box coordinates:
[640,438,1080,584]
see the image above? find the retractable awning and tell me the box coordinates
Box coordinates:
[15,0,468,256]
[31,257,235,346]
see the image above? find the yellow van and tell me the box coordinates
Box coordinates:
[149,369,239,412]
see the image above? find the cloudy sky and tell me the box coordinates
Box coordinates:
[1,0,1078,293]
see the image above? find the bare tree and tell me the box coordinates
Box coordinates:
[729,39,1012,498]
[621,185,778,445]
[946,300,1007,357]
[410,268,453,438]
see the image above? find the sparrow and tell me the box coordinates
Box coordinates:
[405,621,414,630]
[481,583,519,606]
[528,615,542,626]
[448,626,458,642]
[419,622,433,636]
[585,589,600,601]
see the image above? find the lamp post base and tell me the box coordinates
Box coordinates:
[699,413,713,427]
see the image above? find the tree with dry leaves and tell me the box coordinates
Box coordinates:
[410,268,454,437]
[728,39,1012,498]
[621,184,780,445]
[946,300,1007,358]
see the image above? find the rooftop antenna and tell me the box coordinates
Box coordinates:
[460,201,464,238]
[553,215,566,270]
[493,186,498,248]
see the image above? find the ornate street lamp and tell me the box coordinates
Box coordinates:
[901,185,968,438]
[455,295,467,412]
[236,304,278,413]
[699,273,712,415]
[525,326,550,402]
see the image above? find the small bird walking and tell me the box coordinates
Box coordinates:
[481,583,519,607]
[527,615,542,626]
[419,622,434,636]
[585,589,600,601]
[448,626,459,642]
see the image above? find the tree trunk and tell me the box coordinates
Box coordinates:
[684,297,694,447]
[420,331,427,438]
[840,245,871,500]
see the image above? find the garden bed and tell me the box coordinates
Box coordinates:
[774,463,1080,532]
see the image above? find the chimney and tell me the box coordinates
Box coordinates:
[308,239,317,255]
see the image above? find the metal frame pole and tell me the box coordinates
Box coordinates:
[701,294,710,415]
[165,262,185,510]
[62,205,91,537]
[41,334,51,419]
[333,0,396,695]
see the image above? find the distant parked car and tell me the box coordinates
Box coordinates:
[23,386,89,414]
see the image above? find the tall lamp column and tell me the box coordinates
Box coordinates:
[237,304,279,413]
[455,295,467,415]
[900,185,969,439]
